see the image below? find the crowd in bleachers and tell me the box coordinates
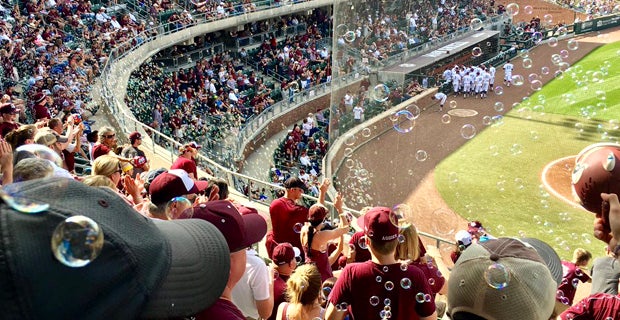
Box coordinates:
[338,0,498,67]
[269,112,329,195]
[241,9,332,86]
[0,0,159,123]
[553,0,619,16]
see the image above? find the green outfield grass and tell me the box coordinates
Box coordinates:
[435,41,620,260]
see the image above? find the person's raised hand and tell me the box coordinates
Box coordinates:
[319,178,330,193]
[123,174,139,197]
[334,192,343,213]
[0,139,13,168]
[599,193,620,245]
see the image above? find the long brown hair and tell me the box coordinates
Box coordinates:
[5,124,36,150]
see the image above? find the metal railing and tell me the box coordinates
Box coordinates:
[234,23,308,48]
[152,43,226,70]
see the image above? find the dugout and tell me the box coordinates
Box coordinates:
[379,30,501,92]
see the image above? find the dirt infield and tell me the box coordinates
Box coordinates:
[338,27,620,250]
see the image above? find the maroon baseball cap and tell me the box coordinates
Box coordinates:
[148,169,209,205]
[129,131,142,142]
[357,207,399,242]
[0,104,20,114]
[34,92,46,104]
[308,204,328,224]
[191,200,267,252]
[272,242,301,265]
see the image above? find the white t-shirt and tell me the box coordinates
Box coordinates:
[344,94,354,106]
[231,249,271,319]
[302,122,313,137]
[353,106,364,120]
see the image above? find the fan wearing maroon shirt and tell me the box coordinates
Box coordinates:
[171,142,201,180]
[0,104,21,138]
[32,93,52,120]
[92,126,118,160]
[266,177,329,261]
[301,195,350,282]
[267,243,300,320]
[326,207,437,320]
[191,201,268,320]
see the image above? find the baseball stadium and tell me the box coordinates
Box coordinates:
[1,0,620,317]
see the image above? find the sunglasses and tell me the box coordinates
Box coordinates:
[104,133,116,139]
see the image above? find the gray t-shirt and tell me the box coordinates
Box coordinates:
[590,256,620,295]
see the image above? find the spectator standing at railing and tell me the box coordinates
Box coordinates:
[171,142,201,180]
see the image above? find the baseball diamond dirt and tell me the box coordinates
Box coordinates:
[334,27,620,251]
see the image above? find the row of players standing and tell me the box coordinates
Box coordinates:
[441,63,499,99]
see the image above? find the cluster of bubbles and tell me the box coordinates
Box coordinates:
[341,158,374,206]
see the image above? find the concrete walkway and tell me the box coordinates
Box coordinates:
[241,126,291,180]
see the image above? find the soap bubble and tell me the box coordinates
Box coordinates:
[401,278,412,289]
[506,3,519,15]
[484,263,511,289]
[293,223,303,233]
[392,110,415,133]
[460,124,477,139]
[441,114,451,124]
[51,215,104,267]
[371,84,390,102]
[416,150,428,162]
[358,236,368,249]
[344,30,356,43]
[524,5,533,14]
[532,32,543,43]
[548,37,558,47]
[511,74,525,86]
[361,127,372,138]
[472,47,483,57]
[370,296,380,306]
[567,39,579,51]
[335,24,348,37]
[470,18,483,31]
[344,134,357,146]
[406,104,421,119]
[416,292,425,303]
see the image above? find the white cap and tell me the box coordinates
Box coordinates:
[455,230,472,246]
